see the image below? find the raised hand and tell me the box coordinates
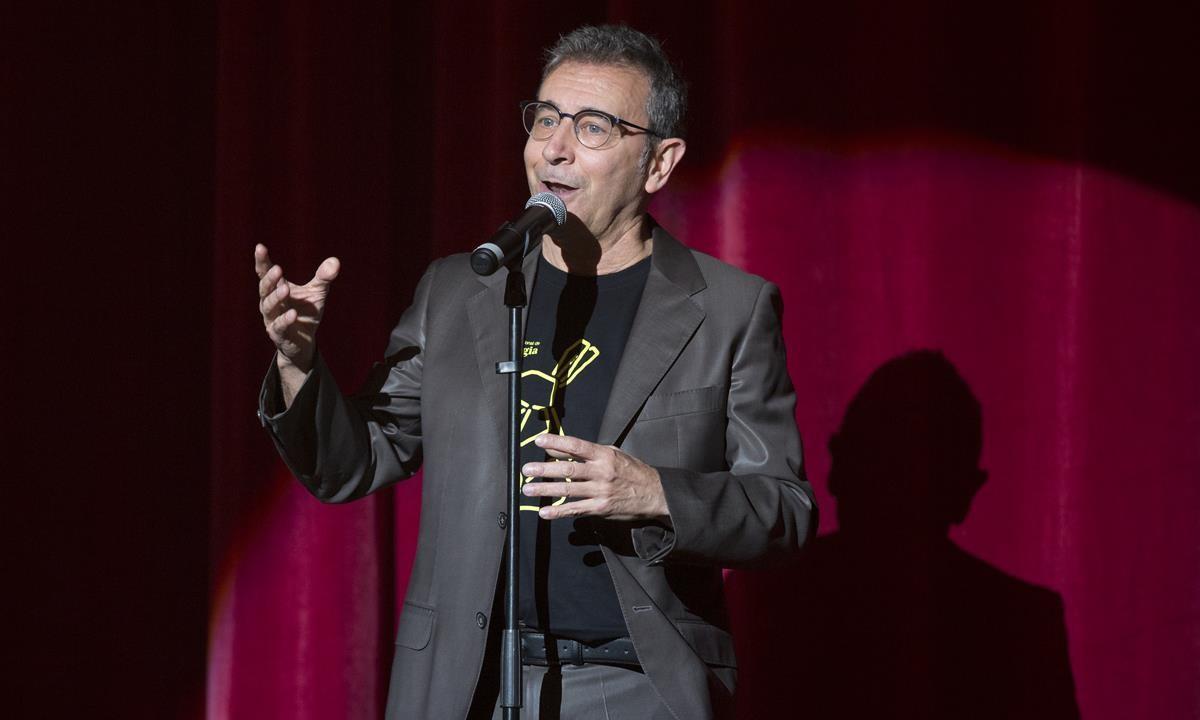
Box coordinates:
[254,244,340,376]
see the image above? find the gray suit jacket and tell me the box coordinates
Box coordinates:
[260,225,814,719]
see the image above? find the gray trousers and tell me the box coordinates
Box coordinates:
[489,664,677,720]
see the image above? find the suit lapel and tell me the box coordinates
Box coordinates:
[597,227,706,446]
[466,250,540,429]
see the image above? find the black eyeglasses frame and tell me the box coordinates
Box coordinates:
[520,100,661,147]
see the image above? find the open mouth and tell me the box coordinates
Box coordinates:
[541,180,578,198]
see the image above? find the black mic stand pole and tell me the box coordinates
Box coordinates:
[497,232,534,720]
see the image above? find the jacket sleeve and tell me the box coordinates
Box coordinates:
[631,280,815,567]
[257,260,439,503]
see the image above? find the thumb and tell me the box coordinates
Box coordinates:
[312,256,341,286]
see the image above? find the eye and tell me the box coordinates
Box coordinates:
[576,114,612,137]
[530,104,559,123]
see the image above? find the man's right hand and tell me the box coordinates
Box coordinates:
[255,244,340,404]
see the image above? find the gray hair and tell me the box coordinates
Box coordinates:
[542,25,688,161]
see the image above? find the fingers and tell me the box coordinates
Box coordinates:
[534,433,600,460]
[255,247,338,284]
[258,263,284,300]
[260,280,290,321]
[523,459,585,480]
[267,307,299,344]
[254,244,272,279]
[537,498,602,520]
[521,472,602,520]
[311,257,341,287]
[523,480,586,498]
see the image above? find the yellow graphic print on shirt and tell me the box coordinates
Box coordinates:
[519,338,599,512]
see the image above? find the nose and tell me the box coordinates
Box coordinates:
[541,119,575,165]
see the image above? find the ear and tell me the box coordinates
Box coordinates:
[643,137,687,194]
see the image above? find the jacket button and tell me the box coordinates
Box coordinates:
[476,612,487,629]
[497,512,508,529]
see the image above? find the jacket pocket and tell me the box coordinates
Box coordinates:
[639,385,726,421]
[675,618,738,668]
[395,601,435,650]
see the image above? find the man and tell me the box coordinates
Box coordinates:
[255,25,813,720]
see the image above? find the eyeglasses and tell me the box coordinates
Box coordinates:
[520,101,659,150]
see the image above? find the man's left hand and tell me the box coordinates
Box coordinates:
[522,434,670,521]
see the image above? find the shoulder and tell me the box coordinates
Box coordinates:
[424,252,474,284]
[412,252,488,302]
[652,225,775,315]
[691,248,772,299]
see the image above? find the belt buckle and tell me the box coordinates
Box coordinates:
[520,630,548,667]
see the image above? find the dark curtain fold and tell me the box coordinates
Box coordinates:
[203,2,1198,719]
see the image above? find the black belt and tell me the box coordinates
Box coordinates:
[520,631,640,668]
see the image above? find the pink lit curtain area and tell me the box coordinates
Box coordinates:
[208,2,1200,719]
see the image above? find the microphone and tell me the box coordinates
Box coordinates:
[471,192,567,276]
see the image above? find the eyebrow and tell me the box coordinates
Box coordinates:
[537,99,619,118]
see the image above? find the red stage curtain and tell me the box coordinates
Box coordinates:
[207,2,1200,718]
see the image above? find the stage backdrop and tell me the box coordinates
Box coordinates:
[208,2,1200,718]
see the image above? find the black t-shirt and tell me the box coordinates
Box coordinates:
[517,253,652,643]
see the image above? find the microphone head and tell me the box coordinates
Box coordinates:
[526,192,567,227]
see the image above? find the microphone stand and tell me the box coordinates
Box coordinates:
[496,235,533,720]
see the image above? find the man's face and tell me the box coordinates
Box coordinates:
[524,62,653,243]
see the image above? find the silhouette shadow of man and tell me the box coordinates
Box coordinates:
[728,350,1080,719]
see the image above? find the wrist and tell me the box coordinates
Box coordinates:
[276,350,313,409]
[277,348,314,375]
